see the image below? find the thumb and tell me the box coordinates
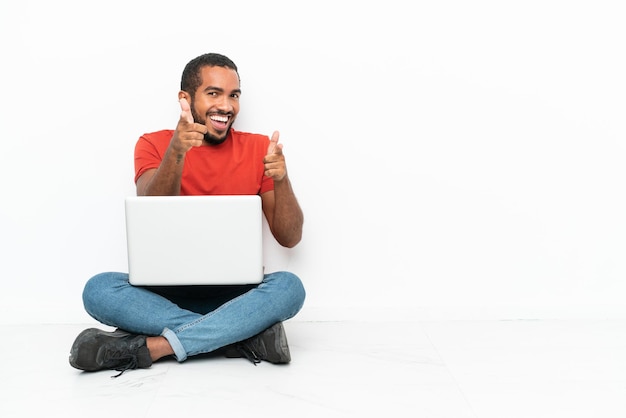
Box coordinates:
[179,98,194,124]
[267,131,280,154]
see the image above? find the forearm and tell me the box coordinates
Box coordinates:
[271,175,304,248]
[138,147,185,196]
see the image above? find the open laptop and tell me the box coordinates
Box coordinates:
[125,195,264,286]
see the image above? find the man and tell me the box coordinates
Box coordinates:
[69,53,306,376]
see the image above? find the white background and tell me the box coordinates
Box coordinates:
[1,0,625,323]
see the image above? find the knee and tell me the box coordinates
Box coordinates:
[287,272,306,307]
[268,271,306,312]
[82,272,128,313]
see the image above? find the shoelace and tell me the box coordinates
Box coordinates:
[234,343,262,366]
[102,349,140,378]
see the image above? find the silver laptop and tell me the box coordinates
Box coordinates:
[125,195,264,286]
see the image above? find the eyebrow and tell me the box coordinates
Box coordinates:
[203,86,242,95]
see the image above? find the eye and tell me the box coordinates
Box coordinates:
[231,93,240,99]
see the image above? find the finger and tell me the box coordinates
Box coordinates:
[267,131,280,155]
[179,98,194,124]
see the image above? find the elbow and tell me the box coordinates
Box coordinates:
[270,214,303,248]
[281,235,301,249]
[276,227,302,248]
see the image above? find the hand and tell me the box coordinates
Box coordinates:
[171,98,207,153]
[263,131,287,181]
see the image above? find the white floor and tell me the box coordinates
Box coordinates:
[2,319,625,418]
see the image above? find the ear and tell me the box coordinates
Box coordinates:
[178,91,191,102]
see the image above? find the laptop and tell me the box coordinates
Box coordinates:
[125,195,264,286]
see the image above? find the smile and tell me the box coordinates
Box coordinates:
[210,114,230,123]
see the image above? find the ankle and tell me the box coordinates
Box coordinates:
[146,336,174,361]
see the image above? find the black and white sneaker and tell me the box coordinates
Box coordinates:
[69,328,152,377]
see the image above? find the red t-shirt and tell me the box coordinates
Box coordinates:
[134,129,274,195]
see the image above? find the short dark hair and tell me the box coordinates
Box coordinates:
[180,53,239,95]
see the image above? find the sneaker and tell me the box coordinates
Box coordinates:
[224,322,291,365]
[69,328,152,377]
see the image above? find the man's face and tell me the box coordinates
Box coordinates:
[190,66,241,145]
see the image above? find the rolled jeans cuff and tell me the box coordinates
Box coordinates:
[162,327,187,362]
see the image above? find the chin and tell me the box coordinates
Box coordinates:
[204,132,228,145]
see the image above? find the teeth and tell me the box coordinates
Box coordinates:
[210,115,228,123]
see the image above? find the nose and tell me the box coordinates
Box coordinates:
[216,94,233,112]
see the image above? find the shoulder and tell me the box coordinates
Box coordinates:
[230,129,269,143]
[135,130,174,154]
[227,129,266,154]
[139,129,174,143]
[230,129,269,153]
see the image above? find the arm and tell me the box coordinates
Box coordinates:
[261,131,304,248]
[137,98,206,196]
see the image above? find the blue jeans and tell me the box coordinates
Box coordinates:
[82,271,305,361]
